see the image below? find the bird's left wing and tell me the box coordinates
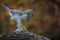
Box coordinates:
[2,4,13,17]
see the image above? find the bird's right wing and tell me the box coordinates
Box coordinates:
[1,4,13,17]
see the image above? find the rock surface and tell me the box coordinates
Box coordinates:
[0,31,50,40]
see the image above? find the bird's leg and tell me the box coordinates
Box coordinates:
[15,18,27,32]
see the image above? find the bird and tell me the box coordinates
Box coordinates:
[1,4,34,32]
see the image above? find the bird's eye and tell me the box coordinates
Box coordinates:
[24,13,26,14]
[19,13,22,16]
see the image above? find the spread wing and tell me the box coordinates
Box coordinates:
[1,4,13,17]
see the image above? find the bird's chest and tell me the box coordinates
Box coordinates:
[14,14,21,20]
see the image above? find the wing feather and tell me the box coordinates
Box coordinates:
[2,4,13,16]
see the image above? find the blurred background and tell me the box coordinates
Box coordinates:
[0,0,60,40]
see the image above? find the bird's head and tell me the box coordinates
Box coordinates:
[24,9,35,25]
